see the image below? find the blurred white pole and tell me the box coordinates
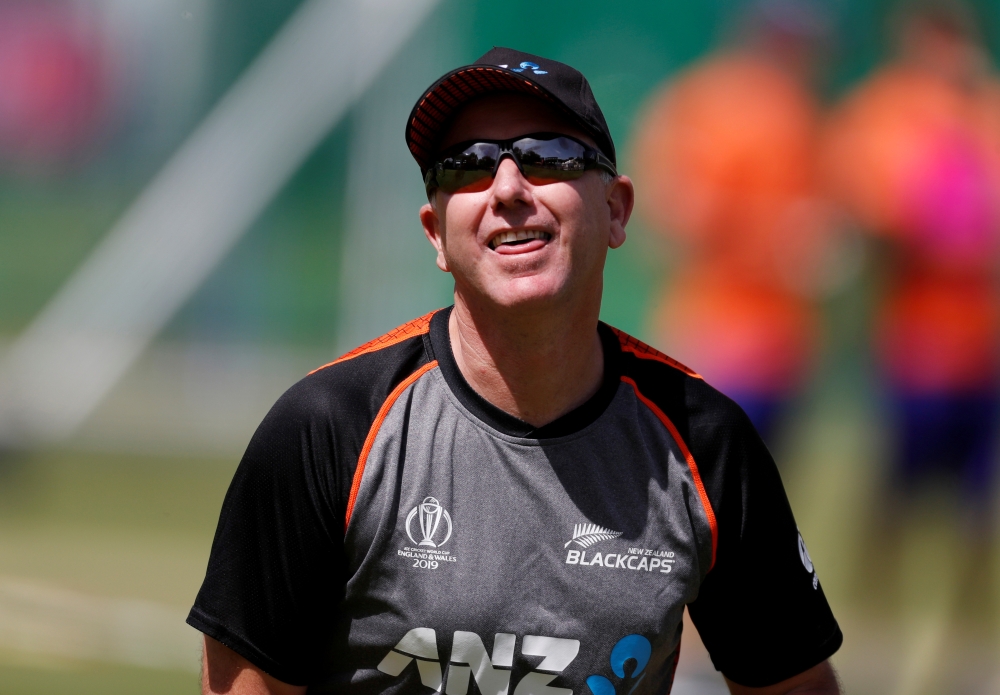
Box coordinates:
[0,0,440,448]
[336,11,459,352]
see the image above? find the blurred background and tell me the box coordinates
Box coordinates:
[0,0,999,692]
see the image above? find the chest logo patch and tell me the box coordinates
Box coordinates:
[406,497,453,548]
[564,523,676,575]
[399,496,457,569]
[565,523,623,549]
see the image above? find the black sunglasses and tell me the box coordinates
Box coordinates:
[423,132,617,195]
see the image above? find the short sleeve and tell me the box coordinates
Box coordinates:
[686,402,843,687]
[187,382,347,686]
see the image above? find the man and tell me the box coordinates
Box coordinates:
[189,48,843,695]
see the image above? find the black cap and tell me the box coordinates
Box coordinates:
[405,47,616,172]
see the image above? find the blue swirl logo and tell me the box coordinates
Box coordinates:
[510,61,548,75]
[585,634,652,695]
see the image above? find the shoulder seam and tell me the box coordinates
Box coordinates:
[344,360,439,532]
[609,327,702,379]
[309,310,439,375]
[621,375,718,570]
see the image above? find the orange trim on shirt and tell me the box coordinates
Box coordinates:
[309,310,438,375]
[344,360,439,532]
[621,375,718,570]
[610,327,702,379]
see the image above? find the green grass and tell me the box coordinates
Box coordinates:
[0,450,235,605]
[0,660,197,695]
[0,449,237,694]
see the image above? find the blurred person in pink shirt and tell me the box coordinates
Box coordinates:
[633,0,838,444]
[823,0,1000,517]
[0,1,113,170]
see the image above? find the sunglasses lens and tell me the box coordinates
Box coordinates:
[434,143,500,192]
[435,168,493,193]
[514,137,588,181]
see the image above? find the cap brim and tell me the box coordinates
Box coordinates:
[406,66,562,171]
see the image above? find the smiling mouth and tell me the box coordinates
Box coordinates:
[488,230,553,250]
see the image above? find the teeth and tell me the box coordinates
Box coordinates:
[489,230,550,249]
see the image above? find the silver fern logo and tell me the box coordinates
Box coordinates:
[564,523,623,549]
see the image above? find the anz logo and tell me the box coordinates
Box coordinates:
[499,61,548,75]
[585,635,652,695]
[378,628,578,695]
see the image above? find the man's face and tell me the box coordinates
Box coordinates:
[419,93,633,313]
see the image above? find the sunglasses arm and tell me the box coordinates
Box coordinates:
[593,152,617,177]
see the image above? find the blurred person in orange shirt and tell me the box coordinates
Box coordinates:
[633,0,838,445]
[823,1,1000,517]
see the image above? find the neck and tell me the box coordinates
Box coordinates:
[448,290,605,428]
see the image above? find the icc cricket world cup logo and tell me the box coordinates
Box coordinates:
[405,497,453,548]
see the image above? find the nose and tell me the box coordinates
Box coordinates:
[490,156,532,210]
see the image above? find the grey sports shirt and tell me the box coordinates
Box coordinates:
[188,307,842,692]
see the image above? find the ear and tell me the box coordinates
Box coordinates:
[420,199,450,272]
[606,175,634,250]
